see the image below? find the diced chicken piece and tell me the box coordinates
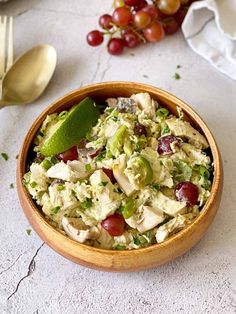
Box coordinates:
[46,160,93,182]
[113,154,136,196]
[114,231,133,245]
[106,98,117,108]
[48,182,79,211]
[103,119,120,138]
[62,217,99,243]
[165,117,209,149]
[29,163,48,191]
[116,97,137,114]
[131,93,157,119]
[95,224,114,249]
[141,147,173,188]
[148,137,158,150]
[155,214,191,243]
[181,143,211,166]
[151,192,187,217]
[89,170,121,222]
[126,205,165,233]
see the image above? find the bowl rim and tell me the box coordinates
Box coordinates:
[17,81,222,256]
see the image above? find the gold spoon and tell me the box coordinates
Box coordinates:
[0,44,57,108]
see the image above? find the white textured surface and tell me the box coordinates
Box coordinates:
[0,1,235,313]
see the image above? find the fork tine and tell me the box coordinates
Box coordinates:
[6,16,13,71]
[0,16,7,78]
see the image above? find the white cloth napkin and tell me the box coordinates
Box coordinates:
[182,0,236,80]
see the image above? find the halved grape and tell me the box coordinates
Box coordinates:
[134,123,147,136]
[157,135,180,155]
[57,146,78,162]
[101,213,125,236]
[102,167,117,184]
[86,30,104,46]
[175,181,199,206]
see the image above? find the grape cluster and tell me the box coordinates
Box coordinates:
[86,0,198,55]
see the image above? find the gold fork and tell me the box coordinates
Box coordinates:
[0,16,13,81]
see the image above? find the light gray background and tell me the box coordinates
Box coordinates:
[0,1,235,313]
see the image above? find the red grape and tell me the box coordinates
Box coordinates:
[122,29,141,48]
[57,146,78,162]
[101,213,125,236]
[158,0,181,15]
[158,135,180,155]
[141,5,159,21]
[175,181,199,206]
[143,21,165,42]
[134,123,147,136]
[133,0,148,11]
[102,167,117,184]
[112,7,133,27]
[124,0,140,6]
[113,0,125,8]
[87,30,104,46]
[99,14,113,30]
[174,6,188,25]
[162,17,179,35]
[134,10,152,29]
[108,38,125,55]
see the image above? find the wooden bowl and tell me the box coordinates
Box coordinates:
[17,82,223,272]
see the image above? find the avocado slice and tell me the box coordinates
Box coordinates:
[40,97,100,156]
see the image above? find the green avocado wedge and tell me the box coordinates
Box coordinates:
[40,97,100,156]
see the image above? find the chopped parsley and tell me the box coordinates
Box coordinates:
[30,181,37,188]
[114,244,126,250]
[151,183,160,191]
[50,206,61,215]
[1,153,9,161]
[117,205,124,214]
[26,229,32,236]
[161,124,170,135]
[177,65,181,69]
[16,154,19,159]
[99,181,108,187]
[199,165,210,179]
[85,163,92,172]
[114,187,123,194]
[81,199,92,209]
[95,151,106,162]
[174,72,181,80]
[57,184,65,191]
[156,107,169,120]
[133,237,141,246]
[9,183,14,189]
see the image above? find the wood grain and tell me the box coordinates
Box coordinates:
[16,82,223,272]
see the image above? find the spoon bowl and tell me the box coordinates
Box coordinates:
[0,44,57,108]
